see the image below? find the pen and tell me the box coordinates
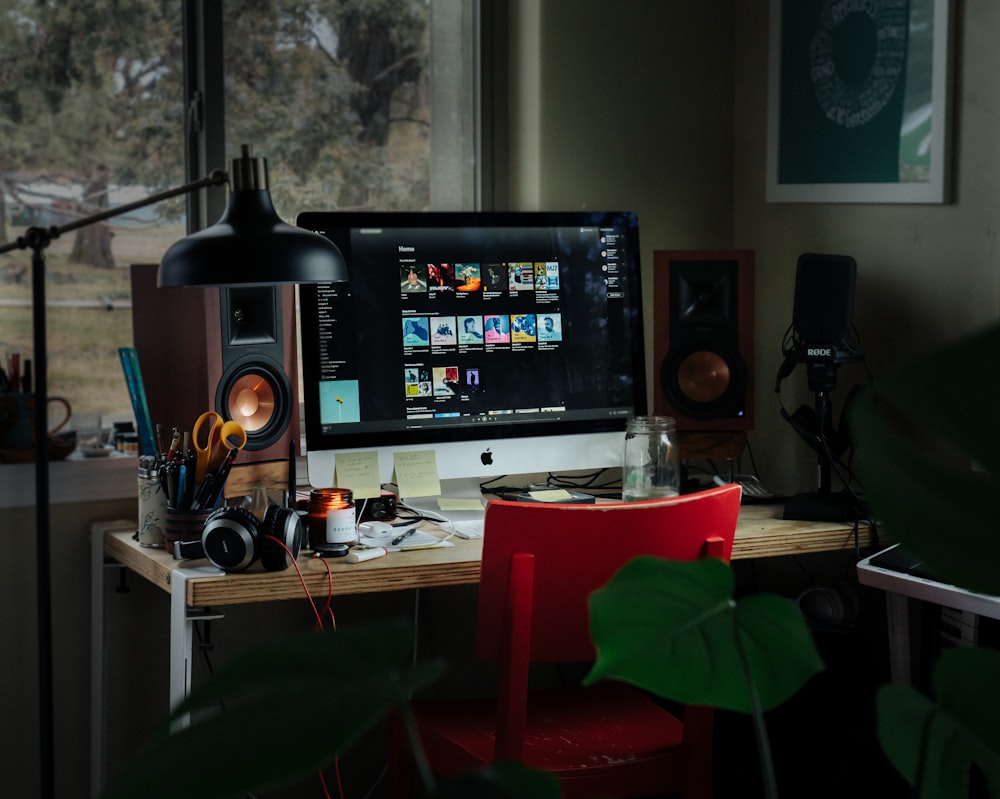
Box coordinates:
[166,427,180,460]
[205,449,238,509]
[391,527,416,546]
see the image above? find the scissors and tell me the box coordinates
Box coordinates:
[192,411,247,483]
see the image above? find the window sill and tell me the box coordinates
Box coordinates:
[0,454,137,509]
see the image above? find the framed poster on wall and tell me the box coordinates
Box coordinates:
[766,0,954,204]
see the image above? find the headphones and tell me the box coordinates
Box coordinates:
[200,505,304,572]
[797,583,860,628]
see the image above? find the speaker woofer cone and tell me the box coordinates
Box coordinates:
[229,376,277,431]
[662,345,747,420]
[217,357,292,450]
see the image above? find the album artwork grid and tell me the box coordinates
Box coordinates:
[400,261,563,401]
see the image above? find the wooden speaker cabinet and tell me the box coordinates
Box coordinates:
[652,250,755,459]
[130,264,299,466]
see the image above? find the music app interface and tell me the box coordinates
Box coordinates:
[305,223,634,437]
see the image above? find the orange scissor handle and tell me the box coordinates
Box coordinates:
[192,411,223,483]
[213,421,247,469]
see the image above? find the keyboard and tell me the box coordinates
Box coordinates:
[713,474,776,502]
[448,518,485,539]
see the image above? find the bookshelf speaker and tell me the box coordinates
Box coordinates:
[652,250,755,432]
[130,264,299,464]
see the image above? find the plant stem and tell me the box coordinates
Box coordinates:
[731,604,780,799]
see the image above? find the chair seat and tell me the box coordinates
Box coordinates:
[414,681,687,793]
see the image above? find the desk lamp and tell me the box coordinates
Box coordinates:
[0,144,346,799]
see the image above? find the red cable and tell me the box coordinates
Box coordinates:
[265,535,343,799]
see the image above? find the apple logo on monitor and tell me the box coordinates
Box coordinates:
[480,448,493,466]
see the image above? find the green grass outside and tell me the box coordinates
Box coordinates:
[0,223,184,417]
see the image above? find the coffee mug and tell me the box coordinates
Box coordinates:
[0,393,72,452]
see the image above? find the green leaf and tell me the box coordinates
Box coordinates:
[849,322,1000,595]
[584,556,824,712]
[100,619,445,799]
[878,647,1000,797]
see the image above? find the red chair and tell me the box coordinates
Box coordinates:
[388,483,742,799]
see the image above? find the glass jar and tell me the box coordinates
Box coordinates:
[622,415,680,501]
[308,487,356,551]
[250,485,269,523]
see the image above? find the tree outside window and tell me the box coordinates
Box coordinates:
[0,0,439,420]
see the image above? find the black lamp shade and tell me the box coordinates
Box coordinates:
[157,146,348,287]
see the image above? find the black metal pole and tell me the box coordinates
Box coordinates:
[31,242,54,799]
[815,389,833,494]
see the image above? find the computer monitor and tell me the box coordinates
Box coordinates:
[296,210,646,500]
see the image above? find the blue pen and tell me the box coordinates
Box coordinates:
[178,464,188,510]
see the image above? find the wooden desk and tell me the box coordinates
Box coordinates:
[89,506,871,797]
[101,503,868,608]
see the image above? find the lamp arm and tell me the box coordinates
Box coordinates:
[0,169,228,256]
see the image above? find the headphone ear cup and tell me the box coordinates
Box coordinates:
[202,506,260,572]
[797,583,860,627]
[259,505,304,571]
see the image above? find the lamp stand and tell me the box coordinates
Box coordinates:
[29,235,55,799]
[0,147,346,796]
[0,172,226,799]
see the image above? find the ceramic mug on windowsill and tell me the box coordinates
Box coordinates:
[0,392,73,462]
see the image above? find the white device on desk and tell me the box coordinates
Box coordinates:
[858,544,1000,684]
[357,520,453,550]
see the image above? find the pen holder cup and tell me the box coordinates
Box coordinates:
[164,508,211,556]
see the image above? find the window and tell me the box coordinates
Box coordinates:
[0,0,479,426]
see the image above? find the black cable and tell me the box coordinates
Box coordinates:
[194,619,217,678]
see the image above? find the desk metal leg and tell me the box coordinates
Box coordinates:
[89,521,136,799]
[169,568,224,729]
[885,591,912,684]
[169,569,196,716]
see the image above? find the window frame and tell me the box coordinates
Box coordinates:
[1,0,496,505]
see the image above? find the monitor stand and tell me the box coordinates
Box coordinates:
[402,477,488,523]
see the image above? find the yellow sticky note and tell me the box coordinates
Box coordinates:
[334,451,381,498]
[393,450,441,498]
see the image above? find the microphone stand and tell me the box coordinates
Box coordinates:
[0,170,226,799]
[783,359,859,522]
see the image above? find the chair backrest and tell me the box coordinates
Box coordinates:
[475,483,742,664]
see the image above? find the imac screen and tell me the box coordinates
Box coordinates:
[296,211,646,492]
